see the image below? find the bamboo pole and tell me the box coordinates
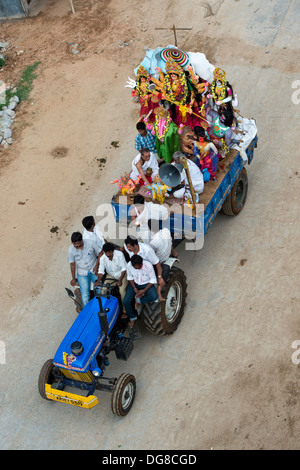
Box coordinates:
[180,156,197,215]
[70,0,76,14]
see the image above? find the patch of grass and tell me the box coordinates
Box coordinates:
[0,61,41,111]
[15,61,41,102]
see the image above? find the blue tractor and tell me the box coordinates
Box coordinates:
[38,279,137,416]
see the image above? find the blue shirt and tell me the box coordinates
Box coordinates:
[135,129,157,153]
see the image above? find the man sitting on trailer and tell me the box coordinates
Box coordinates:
[123,254,158,329]
[130,194,169,243]
[171,151,204,199]
[130,148,159,186]
[147,219,178,261]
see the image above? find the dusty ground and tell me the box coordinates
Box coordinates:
[0,0,300,451]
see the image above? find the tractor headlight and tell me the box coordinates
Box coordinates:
[92,368,101,377]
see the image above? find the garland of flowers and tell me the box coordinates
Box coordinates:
[164,72,189,106]
[153,114,171,141]
[220,137,229,155]
[211,80,227,102]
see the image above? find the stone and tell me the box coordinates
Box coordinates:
[3,129,12,139]
[0,119,12,131]
[10,95,19,103]
[8,101,17,110]
[3,108,15,118]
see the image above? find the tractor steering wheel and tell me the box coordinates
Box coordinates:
[94,277,119,296]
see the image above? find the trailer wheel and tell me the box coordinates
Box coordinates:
[222,167,248,215]
[111,373,136,416]
[142,267,187,336]
[38,359,56,400]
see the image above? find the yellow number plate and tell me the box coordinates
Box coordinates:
[45,384,98,409]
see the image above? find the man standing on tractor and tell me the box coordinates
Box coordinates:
[68,232,102,308]
[82,215,106,251]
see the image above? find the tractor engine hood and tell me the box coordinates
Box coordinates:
[53,296,119,372]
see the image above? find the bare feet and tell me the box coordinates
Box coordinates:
[128,320,135,328]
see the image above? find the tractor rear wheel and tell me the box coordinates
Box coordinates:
[111,373,136,416]
[222,167,248,215]
[142,267,187,336]
[38,359,56,400]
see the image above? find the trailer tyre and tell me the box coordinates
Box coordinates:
[142,267,187,336]
[38,359,56,400]
[222,167,248,215]
[111,373,136,416]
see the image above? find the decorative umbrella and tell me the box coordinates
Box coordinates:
[159,47,190,68]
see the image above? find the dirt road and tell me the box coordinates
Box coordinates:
[0,0,300,450]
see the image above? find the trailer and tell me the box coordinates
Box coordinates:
[111,133,258,242]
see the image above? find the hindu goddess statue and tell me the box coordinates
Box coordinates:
[146,105,180,164]
[132,65,161,122]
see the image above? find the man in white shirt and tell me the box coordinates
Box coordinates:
[123,236,166,302]
[147,219,177,262]
[130,194,169,243]
[95,242,128,317]
[171,151,204,198]
[123,254,158,328]
[82,215,105,252]
[95,242,127,295]
[130,148,159,185]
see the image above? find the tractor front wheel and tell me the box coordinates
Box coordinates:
[38,359,56,400]
[111,373,136,417]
